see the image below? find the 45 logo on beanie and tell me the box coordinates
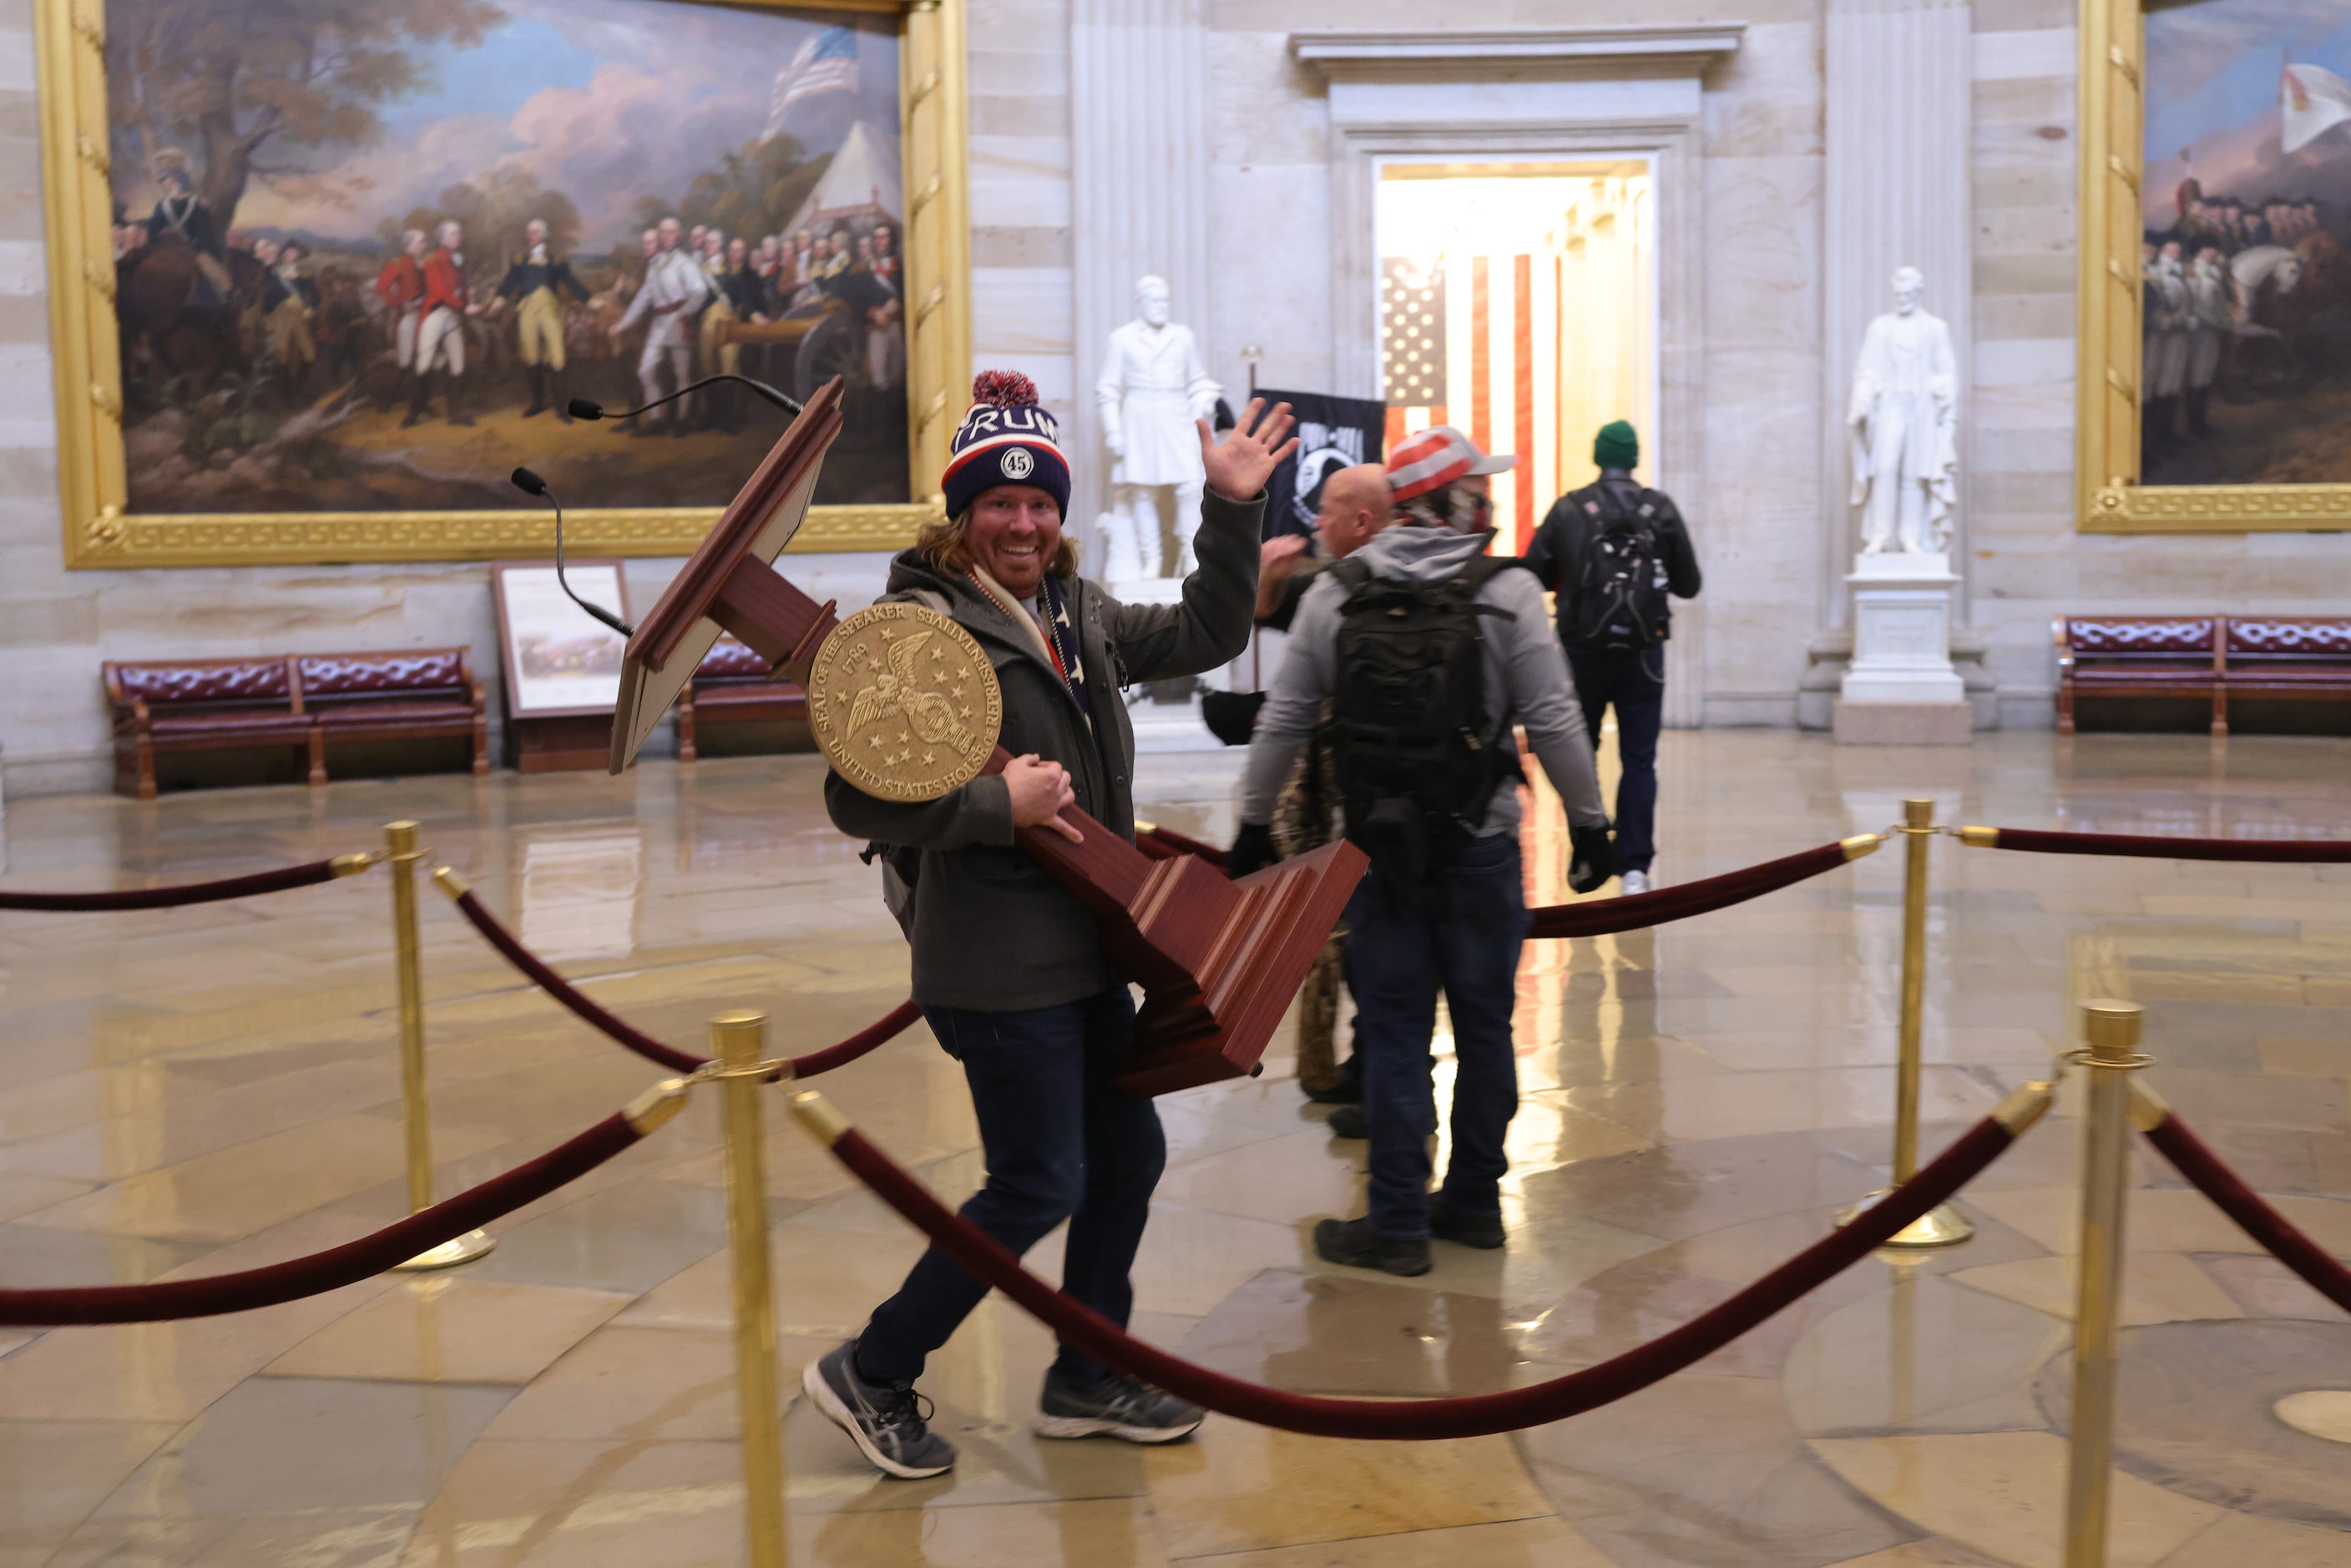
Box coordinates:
[1001,448,1035,480]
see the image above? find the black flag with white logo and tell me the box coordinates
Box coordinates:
[1254,388,1387,540]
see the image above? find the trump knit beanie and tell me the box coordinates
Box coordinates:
[1593,420,1640,472]
[943,370,1071,520]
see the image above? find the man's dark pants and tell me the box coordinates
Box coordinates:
[857,987,1163,1386]
[1567,644,1666,875]
[1347,832,1532,1241]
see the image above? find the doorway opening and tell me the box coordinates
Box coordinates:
[1375,160,1657,552]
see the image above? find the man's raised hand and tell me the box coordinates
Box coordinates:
[1199,398,1301,501]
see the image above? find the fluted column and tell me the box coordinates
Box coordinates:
[1821,0,1973,627]
[1069,0,1212,548]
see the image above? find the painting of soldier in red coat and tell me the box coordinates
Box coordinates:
[104,0,911,514]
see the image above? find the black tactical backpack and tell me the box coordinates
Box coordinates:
[1562,483,1671,651]
[1327,554,1524,885]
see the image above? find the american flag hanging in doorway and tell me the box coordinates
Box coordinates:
[1382,251,1554,553]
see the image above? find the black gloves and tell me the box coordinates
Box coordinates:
[1227,822,1278,879]
[1568,822,1618,895]
[1201,690,1266,747]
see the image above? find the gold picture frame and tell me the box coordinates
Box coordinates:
[2076,0,2351,534]
[34,0,968,569]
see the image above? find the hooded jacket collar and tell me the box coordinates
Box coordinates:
[1352,523,1498,585]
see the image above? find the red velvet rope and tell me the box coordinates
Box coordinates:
[1972,827,2351,863]
[781,1000,926,1079]
[447,887,920,1079]
[0,858,346,912]
[2141,1110,2351,1316]
[1143,828,1855,938]
[819,1112,2014,1439]
[1528,840,1854,940]
[0,1111,643,1326]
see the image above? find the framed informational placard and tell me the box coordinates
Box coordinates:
[35,0,969,568]
[2078,0,2351,532]
[492,561,631,719]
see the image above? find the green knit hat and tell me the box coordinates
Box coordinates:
[1593,420,1639,471]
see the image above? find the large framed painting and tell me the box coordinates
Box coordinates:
[2079,0,2351,530]
[34,0,969,568]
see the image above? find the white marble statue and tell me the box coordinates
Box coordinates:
[1095,276,1222,578]
[1847,266,1959,555]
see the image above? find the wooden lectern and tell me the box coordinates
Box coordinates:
[612,380,1366,1096]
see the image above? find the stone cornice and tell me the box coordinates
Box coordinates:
[1291,24,1747,77]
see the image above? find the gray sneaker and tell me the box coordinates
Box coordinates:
[803,1340,956,1479]
[1035,1367,1204,1443]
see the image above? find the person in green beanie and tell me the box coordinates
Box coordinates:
[1524,420,1702,896]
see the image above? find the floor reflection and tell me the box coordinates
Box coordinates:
[0,732,2346,1565]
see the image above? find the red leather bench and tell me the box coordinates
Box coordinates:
[2056,615,2351,736]
[2218,616,2351,734]
[677,637,809,761]
[105,657,312,801]
[293,649,488,784]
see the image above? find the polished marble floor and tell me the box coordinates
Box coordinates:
[1,729,2348,1566]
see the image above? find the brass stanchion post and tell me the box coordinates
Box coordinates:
[715,1010,787,1568]
[387,820,493,1271]
[2064,999,2144,1568]
[1839,797,1973,1247]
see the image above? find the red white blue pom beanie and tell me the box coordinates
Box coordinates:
[943,370,1071,520]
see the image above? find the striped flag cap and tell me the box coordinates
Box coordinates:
[1385,424,1515,502]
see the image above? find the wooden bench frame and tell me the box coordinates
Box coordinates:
[105,657,313,802]
[2055,615,2351,736]
[105,649,488,799]
[677,637,809,762]
[292,649,489,785]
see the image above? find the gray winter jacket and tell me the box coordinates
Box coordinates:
[824,488,1264,1011]
[1239,524,1610,834]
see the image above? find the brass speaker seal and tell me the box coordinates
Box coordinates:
[808,604,1004,802]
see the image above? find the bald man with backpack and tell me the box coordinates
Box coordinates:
[1230,425,1615,1275]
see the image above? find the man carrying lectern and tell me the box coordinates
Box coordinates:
[806,369,1297,1478]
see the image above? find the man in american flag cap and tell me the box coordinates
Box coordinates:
[1229,422,1615,1278]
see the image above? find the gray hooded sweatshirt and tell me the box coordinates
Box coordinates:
[1239,524,1610,833]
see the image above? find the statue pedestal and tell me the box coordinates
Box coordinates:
[1834,553,1970,746]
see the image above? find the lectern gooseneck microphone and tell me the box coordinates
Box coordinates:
[565,372,805,425]
[595,376,1368,1098]
[508,468,635,638]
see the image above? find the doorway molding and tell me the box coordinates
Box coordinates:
[1293,24,1742,729]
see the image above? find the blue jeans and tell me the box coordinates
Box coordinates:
[857,987,1164,1387]
[1346,832,1532,1240]
[1568,645,1666,873]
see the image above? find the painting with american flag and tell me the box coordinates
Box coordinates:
[102,0,912,520]
[2138,0,2351,487]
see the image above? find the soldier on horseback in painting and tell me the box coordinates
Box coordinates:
[143,164,232,308]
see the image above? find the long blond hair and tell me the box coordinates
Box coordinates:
[915,508,1081,579]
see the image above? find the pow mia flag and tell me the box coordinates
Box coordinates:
[1254,388,1388,540]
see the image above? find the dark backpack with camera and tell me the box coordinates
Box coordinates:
[1327,554,1524,885]
[1561,483,1671,651]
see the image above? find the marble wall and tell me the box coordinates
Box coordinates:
[1955,0,2351,726]
[8,0,2351,796]
[0,0,972,797]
